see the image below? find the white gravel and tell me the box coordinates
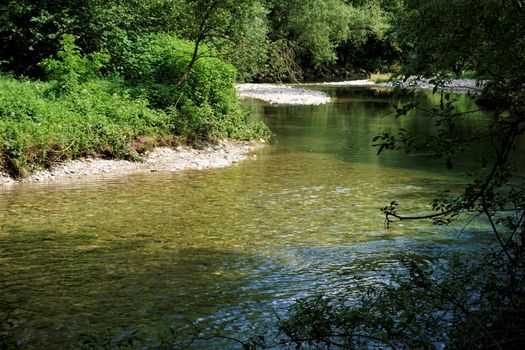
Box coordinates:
[378,78,484,94]
[237,83,331,105]
[0,140,264,186]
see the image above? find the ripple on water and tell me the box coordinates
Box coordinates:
[0,87,500,348]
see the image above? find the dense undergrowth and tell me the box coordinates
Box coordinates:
[0,75,171,176]
[0,34,268,178]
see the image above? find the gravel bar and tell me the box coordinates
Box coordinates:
[0,140,264,186]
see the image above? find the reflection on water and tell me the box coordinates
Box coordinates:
[0,87,500,348]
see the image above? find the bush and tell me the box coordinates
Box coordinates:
[0,33,269,176]
[40,34,110,92]
[0,74,172,177]
[116,33,269,141]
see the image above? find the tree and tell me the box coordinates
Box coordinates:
[163,0,268,87]
[0,0,171,76]
[267,0,352,69]
[337,2,396,72]
[261,0,403,79]
[378,0,525,236]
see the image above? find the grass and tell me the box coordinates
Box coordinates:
[368,72,394,83]
[454,70,478,79]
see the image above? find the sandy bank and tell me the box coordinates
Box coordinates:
[237,83,331,105]
[0,140,264,186]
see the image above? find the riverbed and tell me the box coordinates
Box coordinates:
[0,85,502,349]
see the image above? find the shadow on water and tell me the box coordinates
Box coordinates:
[1,234,269,347]
[0,223,490,349]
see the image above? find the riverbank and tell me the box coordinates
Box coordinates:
[0,140,264,186]
[1,79,481,186]
[323,78,483,94]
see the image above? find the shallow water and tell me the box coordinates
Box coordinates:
[0,87,506,348]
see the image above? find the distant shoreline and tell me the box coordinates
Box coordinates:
[236,79,482,106]
[321,78,483,94]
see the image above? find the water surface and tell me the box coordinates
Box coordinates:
[0,86,500,348]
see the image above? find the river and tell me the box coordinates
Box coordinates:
[0,86,504,348]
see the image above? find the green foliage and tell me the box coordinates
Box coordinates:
[152,0,272,82]
[251,2,525,349]
[374,1,525,229]
[285,0,352,68]
[40,34,110,92]
[338,3,401,72]
[0,30,269,176]
[0,74,172,177]
[345,1,525,349]
[119,34,234,106]
[262,0,401,79]
[0,0,405,81]
[117,33,269,141]
[0,0,172,76]
[218,1,270,82]
[395,0,525,82]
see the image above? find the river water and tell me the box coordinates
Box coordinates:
[0,86,503,348]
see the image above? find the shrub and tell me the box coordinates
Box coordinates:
[0,74,171,177]
[40,34,110,92]
[115,33,269,141]
[275,250,525,349]
[0,33,268,176]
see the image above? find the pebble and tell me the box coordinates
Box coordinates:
[237,83,331,105]
[0,140,265,186]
